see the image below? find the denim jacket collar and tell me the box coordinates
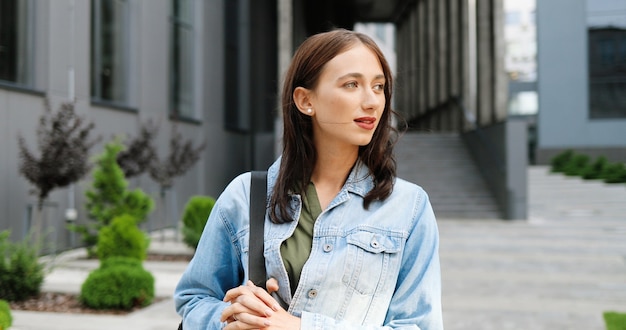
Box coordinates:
[267,156,375,199]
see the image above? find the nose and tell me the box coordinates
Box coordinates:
[362,88,383,111]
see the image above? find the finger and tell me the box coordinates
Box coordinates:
[223,285,251,303]
[265,278,279,294]
[232,312,272,328]
[220,301,256,322]
[246,281,281,312]
[222,292,275,320]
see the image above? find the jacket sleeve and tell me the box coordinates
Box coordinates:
[174,175,249,330]
[300,190,443,330]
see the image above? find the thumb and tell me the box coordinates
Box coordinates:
[266,278,279,294]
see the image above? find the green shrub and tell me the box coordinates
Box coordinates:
[70,140,154,257]
[100,256,142,269]
[181,196,216,249]
[563,154,590,176]
[0,299,12,330]
[97,214,150,261]
[601,163,626,184]
[550,149,575,173]
[604,311,626,330]
[581,156,609,180]
[80,257,154,310]
[0,231,44,302]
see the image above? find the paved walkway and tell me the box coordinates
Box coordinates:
[441,167,626,329]
[10,166,626,329]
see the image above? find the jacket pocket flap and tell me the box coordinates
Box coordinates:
[346,231,401,254]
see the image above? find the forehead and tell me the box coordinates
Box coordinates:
[321,44,384,78]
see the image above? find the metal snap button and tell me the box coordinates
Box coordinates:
[323,243,333,252]
[307,289,318,298]
[371,240,380,248]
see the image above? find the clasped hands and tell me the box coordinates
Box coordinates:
[221,279,301,329]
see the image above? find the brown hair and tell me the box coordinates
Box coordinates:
[269,29,397,224]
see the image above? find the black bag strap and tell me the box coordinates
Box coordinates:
[178,171,268,330]
[249,171,268,288]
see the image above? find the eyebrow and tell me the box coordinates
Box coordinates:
[337,73,385,81]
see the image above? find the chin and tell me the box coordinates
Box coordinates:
[355,137,374,146]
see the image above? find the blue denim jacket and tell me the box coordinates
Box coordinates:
[174,158,443,329]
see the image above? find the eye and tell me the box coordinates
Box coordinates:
[344,81,358,88]
[373,83,385,92]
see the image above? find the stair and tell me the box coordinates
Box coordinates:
[394,132,501,219]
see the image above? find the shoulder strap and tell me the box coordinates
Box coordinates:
[249,171,268,288]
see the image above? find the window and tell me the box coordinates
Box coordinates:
[91,0,130,105]
[170,0,195,119]
[0,0,33,86]
[587,0,626,119]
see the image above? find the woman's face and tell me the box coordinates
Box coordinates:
[307,43,386,150]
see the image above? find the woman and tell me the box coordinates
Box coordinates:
[175,29,442,329]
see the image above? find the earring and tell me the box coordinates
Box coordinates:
[307,108,312,114]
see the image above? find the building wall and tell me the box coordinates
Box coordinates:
[0,0,252,249]
[536,0,626,163]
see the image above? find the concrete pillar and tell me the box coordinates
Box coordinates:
[426,0,436,112]
[492,0,507,122]
[464,0,477,131]
[476,0,493,127]
[276,0,292,157]
[449,0,462,131]
[417,0,426,121]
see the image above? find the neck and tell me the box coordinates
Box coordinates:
[311,146,358,191]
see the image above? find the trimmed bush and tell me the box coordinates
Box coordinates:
[563,154,590,176]
[581,156,609,180]
[97,215,150,261]
[0,299,12,330]
[0,231,44,302]
[550,149,575,173]
[604,311,626,330]
[181,196,216,249]
[601,163,626,184]
[80,257,154,310]
[70,140,154,257]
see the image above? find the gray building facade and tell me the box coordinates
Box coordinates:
[536,0,626,163]
[0,0,275,249]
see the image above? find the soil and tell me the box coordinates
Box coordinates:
[8,253,190,315]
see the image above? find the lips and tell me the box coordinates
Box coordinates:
[354,117,377,130]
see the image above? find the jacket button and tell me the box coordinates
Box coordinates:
[323,243,333,252]
[307,289,318,298]
[371,240,380,248]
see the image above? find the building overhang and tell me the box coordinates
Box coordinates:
[352,0,415,23]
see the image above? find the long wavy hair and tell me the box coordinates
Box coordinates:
[269,29,397,224]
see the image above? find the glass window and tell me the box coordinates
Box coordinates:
[170,0,195,119]
[587,0,626,119]
[0,0,33,86]
[91,0,130,105]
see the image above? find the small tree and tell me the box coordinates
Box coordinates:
[70,140,154,256]
[117,120,159,179]
[149,127,206,190]
[17,101,99,210]
[147,121,205,238]
[17,101,99,247]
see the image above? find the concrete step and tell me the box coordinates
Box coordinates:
[395,132,501,219]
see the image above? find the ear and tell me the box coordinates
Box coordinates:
[293,87,314,115]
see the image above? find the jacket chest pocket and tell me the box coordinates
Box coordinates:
[342,230,403,296]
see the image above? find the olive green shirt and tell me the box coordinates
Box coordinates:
[280,182,322,295]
